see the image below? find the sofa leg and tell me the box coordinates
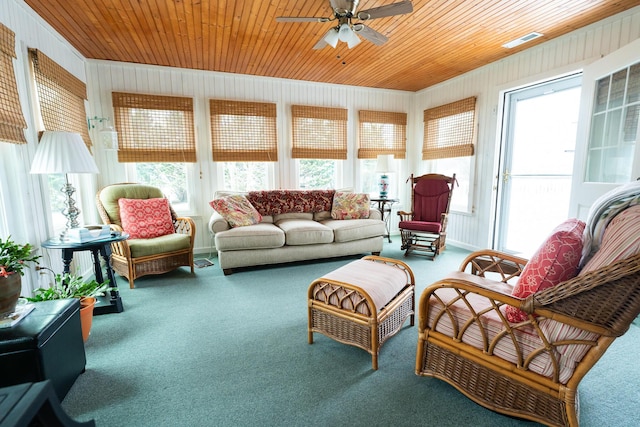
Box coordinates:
[223,268,233,275]
[372,251,381,256]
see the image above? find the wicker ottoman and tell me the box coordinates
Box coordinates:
[308,255,415,370]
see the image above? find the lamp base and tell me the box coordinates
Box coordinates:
[378,173,389,199]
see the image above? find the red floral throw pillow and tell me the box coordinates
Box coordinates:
[209,195,262,228]
[505,218,585,323]
[118,198,175,239]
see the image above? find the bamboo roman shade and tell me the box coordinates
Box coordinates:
[0,24,27,144]
[210,99,277,162]
[291,105,347,159]
[29,49,91,148]
[112,92,196,163]
[423,97,476,160]
[358,110,406,159]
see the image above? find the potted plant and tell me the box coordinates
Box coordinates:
[0,236,40,316]
[26,270,114,341]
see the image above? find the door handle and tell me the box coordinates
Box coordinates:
[503,169,510,184]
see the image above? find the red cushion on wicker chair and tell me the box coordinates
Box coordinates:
[505,218,585,323]
[118,198,175,239]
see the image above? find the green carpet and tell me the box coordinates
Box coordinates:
[61,242,640,426]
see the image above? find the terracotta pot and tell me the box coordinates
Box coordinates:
[79,297,96,342]
[0,273,21,316]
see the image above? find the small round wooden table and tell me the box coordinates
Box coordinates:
[42,233,129,314]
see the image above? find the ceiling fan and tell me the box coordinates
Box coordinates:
[276,0,414,50]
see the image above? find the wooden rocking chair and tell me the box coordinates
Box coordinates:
[397,173,456,259]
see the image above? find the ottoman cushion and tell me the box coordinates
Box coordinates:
[315,259,408,312]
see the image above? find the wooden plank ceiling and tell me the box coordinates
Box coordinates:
[24,0,640,92]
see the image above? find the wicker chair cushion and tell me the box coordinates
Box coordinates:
[128,233,192,258]
[506,218,585,323]
[210,195,262,228]
[118,198,175,239]
[98,183,165,226]
[429,280,590,384]
[331,192,370,220]
[580,205,640,274]
[313,259,408,315]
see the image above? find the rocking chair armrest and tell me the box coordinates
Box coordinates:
[459,249,529,282]
[397,210,413,221]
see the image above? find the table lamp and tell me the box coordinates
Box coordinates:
[30,131,100,241]
[375,154,392,198]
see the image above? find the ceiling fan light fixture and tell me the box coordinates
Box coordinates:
[337,23,361,48]
[323,28,340,48]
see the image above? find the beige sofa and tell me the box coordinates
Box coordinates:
[208,190,386,275]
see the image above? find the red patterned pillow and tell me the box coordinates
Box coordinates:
[118,198,175,239]
[209,194,262,227]
[505,218,585,323]
[331,192,371,220]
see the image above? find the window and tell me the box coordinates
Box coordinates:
[423,97,477,213]
[291,105,347,188]
[221,162,270,192]
[0,24,27,144]
[30,49,91,148]
[30,49,92,236]
[126,163,189,211]
[358,110,407,159]
[358,110,406,196]
[298,160,338,189]
[585,62,640,183]
[210,100,276,191]
[112,92,196,162]
[113,92,196,211]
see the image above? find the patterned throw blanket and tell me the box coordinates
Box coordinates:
[246,190,336,216]
[581,180,640,266]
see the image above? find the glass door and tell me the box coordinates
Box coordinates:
[495,75,582,257]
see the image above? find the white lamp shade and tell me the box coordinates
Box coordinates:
[30,131,99,174]
[375,154,392,173]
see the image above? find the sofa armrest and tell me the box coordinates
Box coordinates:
[368,209,382,220]
[208,212,230,234]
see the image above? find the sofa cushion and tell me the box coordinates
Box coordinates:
[214,223,285,251]
[276,219,333,246]
[580,205,640,274]
[210,194,262,228]
[505,218,585,323]
[118,197,175,239]
[128,233,191,258]
[331,192,371,220]
[321,218,385,243]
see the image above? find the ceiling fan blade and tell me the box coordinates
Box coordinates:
[313,38,328,50]
[276,17,330,23]
[357,0,413,20]
[353,24,388,45]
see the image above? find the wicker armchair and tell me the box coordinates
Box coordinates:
[416,249,640,426]
[397,173,456,259]
[96,183,195,288]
